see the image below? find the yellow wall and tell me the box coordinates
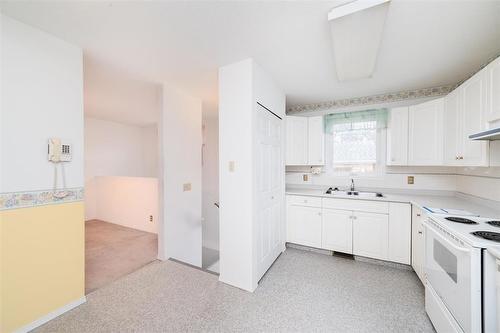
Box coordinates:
[1,202,85,332]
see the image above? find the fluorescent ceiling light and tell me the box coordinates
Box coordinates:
[328,0,391,81]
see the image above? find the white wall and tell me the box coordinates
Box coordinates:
[84,117,157,181]
[84,117,159,226]
[1,14,83,193]
[160,85,202,267]
[219,59,286,292]
[202,111,219,251]
[90,176,158,233]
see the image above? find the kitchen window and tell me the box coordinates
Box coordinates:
[325,109,388,175]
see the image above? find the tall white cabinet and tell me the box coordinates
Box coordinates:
[285,116,325,166]
[219,59,286,292]
[386,106,409,165]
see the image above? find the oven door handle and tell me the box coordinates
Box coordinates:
[422,219,471,253]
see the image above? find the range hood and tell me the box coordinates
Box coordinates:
[469,127,500,141]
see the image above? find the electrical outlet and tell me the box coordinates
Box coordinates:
[303,174,309,182]
[407,176,414,185]
[149,215,153,223]
[183,183,192,191]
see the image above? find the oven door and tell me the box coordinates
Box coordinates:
[423,218,475,333]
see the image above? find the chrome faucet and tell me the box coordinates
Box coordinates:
[350,179,355,192]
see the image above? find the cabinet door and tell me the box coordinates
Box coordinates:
[386,107,408,165]
[285,116,308,165]
[408,98,444,166]
[443,89,461,165]
[461,71,489,166]
[487,56,500,122]
[352,212,389,260]
[388,203,411,264]
[307,116,325,165]
[411,207,425,284]
[287,204,322,248]
[321,209,353,254]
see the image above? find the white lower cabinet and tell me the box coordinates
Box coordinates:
[287,204,322,248]
[286,195,411,264]
[411,206,426,284]
[352,212,389,261]
[321,208,353,254]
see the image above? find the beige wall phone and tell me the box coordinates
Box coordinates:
[48,138,71,198]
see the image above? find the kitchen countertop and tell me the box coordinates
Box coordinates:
[286,186,500,218]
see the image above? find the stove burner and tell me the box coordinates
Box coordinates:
[471,231,500,242]
[486,221,500,228]
[445,217,478,224]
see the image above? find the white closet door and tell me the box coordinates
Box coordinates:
[256,104,283,281]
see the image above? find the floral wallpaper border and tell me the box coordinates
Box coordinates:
[287,53,500,115]
[287,84,457,114]
[0,187,84,211]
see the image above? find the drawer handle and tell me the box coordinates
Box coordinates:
[417,214,421,217]
[418,231,423,235]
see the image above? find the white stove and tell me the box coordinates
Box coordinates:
[428,214,500,248]
[423,213,500,333]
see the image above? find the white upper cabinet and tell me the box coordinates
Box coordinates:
[386,107,409,165]
[408,98,444,166]
[307,116,325,165]
[486,56,500,122]
[443,88,461,165]
[285,115,324,166]
[460,71,489,166]
[286,116,308,165]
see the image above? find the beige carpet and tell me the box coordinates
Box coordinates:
[85,219,158,293]
[37,247,434,332]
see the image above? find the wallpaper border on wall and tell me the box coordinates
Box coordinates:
[286,84,456,114]
[288,53,500,115]
[0,187,84,211]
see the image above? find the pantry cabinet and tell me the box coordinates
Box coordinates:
[412,206,426,284]
[286,195,411,264]
[486,56,500,122]
[386,107,409,166]
[322,208,353,253]
[285,116,324,166]
[408,98,444,166]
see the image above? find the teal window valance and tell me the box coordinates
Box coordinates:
[324,109,388,133]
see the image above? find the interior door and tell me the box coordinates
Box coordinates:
[321,208,353,254]
[256,104,284,280]
[352,212,389,260]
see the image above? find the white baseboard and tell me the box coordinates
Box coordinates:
[14,296,86,333]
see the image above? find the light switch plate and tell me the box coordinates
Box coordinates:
[407,176,414,185]
[183,183,192,191]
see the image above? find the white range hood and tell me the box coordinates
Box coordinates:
[469,127,500,141]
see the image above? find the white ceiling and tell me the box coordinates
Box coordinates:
[2,0,500,121]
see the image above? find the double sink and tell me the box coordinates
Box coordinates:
[325,187,384,198]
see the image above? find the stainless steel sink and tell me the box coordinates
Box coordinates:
[325,188,383,198]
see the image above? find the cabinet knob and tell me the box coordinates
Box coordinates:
[459,156,464,160]
[416,214,421,217]
[418,231,423,235]
[455,156,459,160]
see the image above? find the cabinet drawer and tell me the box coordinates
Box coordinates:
[322,198,388,214]
[287,195,322,208]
